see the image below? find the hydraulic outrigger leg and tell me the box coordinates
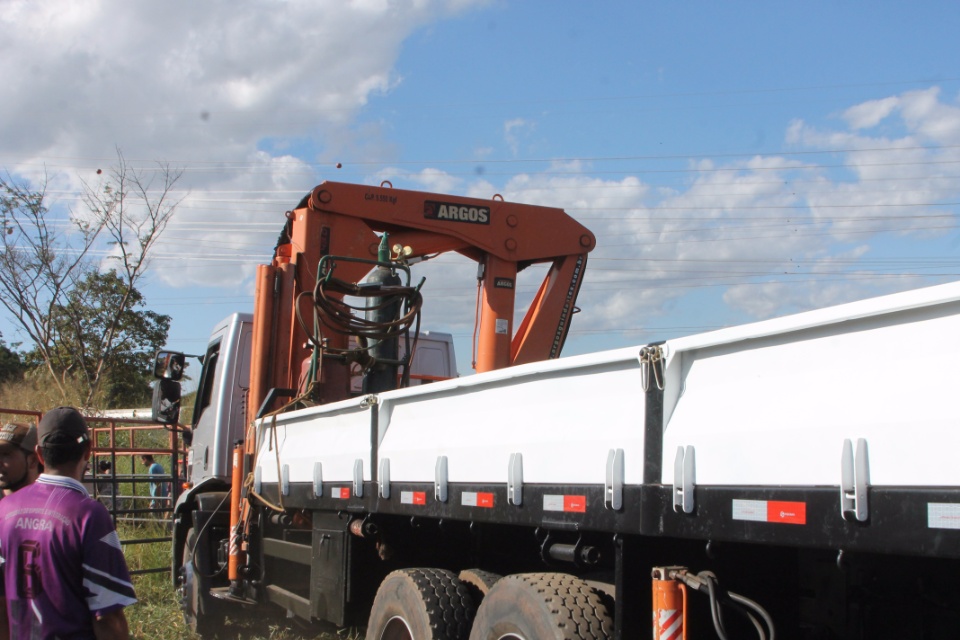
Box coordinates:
[652,567,687,639]
[652,566,776,640]
[211,440,254,604]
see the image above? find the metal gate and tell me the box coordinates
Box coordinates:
[0,407,187,577]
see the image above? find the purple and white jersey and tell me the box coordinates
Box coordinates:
[0,474,137,640]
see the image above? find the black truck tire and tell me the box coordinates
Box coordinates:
[467,573,613,640]
[179,527,226,637]
[365,568,475,640]
[458,569,502,599]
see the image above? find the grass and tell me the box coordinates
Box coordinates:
[119,522,363,640]
[121,522,193,639]
[0,374,88,412]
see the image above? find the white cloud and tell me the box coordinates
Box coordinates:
[0,0,488,290]
[843,96,899,130]
[0,0,479,176]
[412,88,960,336]
[899,88,960,143]
[782,88,960,257]
[378,167,463,195]
[832,88,960,144]
[503,118,532,155]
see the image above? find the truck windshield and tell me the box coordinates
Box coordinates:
[192,340,221,428]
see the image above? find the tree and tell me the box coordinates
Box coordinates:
[0,149,182,407]
[0,172,104,397]
[0,335,24,384]
[37,270,171,408]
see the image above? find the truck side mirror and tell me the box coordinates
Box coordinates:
[152,377,181,425]
[154,350,186,381]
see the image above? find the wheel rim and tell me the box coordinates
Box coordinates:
[378,615,415,640]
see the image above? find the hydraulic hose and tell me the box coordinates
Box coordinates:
[668,569,776,640]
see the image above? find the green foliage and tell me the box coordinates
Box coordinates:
[0,336,25,384]
[179,390,197,425]
[27,270,171,408]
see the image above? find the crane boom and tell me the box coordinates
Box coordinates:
[248,181,595,425]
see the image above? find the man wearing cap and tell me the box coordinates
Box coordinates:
[0,423,40,498]
[0,407,136,640]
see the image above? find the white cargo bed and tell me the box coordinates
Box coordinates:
[662,281,960,488]
[255,347,647,489]
[256,280,960,511]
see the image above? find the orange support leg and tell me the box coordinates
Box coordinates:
[228,441,244,584]
[652,567,687,640]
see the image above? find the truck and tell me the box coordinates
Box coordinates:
[155,181,960,639]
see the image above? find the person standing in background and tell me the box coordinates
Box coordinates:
[95,459,116,510]
[139,453,168,509]
[0,423,40,498]
[0,407,136,640]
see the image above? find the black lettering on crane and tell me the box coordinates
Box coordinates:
[550,254,585,358]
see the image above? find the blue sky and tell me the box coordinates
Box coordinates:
[2,1,959,376]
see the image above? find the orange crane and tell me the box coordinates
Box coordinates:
[247,180,595,425]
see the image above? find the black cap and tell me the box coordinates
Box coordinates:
[38,407,89,445]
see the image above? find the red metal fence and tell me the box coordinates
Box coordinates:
[0,407,187,576]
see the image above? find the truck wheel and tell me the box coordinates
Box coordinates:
[468,573,613,640]
[366,568,475,640]
[179,527,225,637]
[458,569,502,605]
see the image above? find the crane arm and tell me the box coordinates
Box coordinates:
[511,252,588,365]
[249,181,595,419]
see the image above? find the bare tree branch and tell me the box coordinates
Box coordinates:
[0,170,103,398]
[0,149,182,407]
[76,149,183,405]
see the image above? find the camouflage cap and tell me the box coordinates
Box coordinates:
[0,422,38,453]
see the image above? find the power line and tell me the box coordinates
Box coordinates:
[5,142,960,173]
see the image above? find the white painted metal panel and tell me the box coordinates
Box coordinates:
[255,398,374,484]
[257,280,960,493]
[662,290,960,487]
[377,351,646,485]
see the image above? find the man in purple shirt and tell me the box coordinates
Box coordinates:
[0,407,137,640]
